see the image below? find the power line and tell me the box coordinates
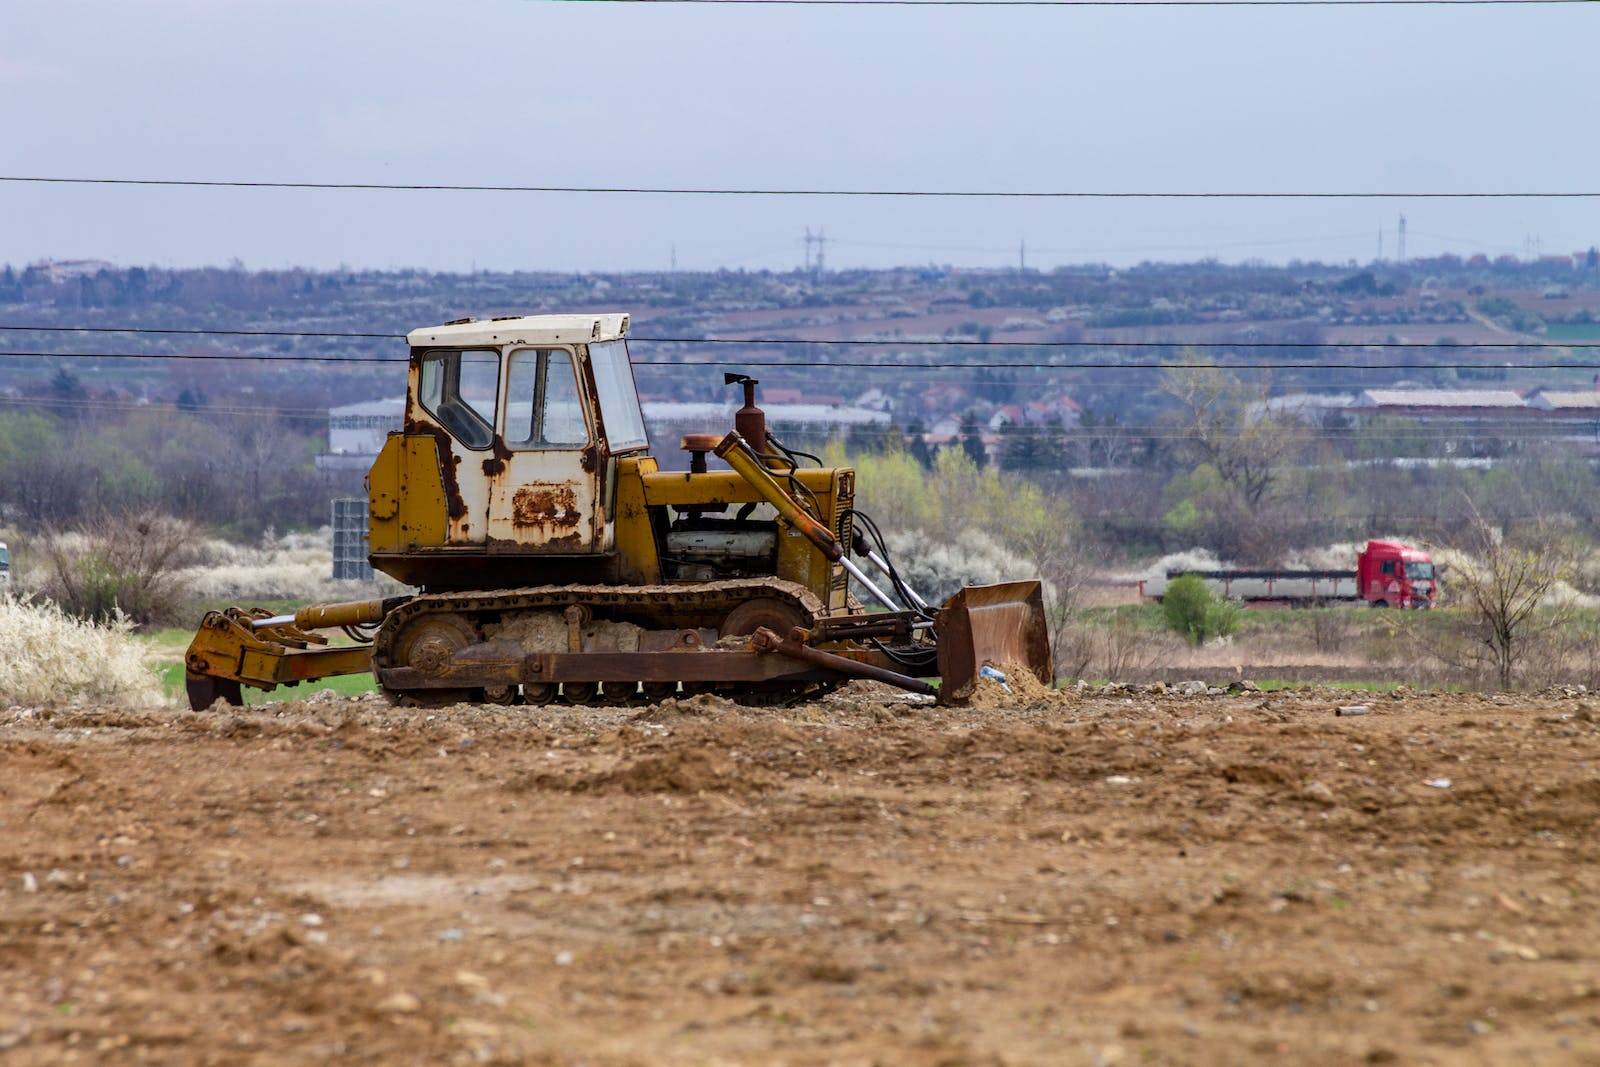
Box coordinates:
[0,349,401,364]
[3,394,1593,441]
[557,0,1595,6]
[4,323,1599,351]
[638,335,1600,351]
[2,175,1597,198]
[0,324,400,340]
[0,394,330,421]
[4,348,1597,370]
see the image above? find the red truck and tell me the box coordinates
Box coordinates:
[1141,539,1438,608]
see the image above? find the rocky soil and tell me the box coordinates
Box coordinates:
[2,681,1598,1064]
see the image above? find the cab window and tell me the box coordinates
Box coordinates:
[1380,560,1396,576]
[418,349,500,450]
[505,349,589,448]
[589,339,648,451]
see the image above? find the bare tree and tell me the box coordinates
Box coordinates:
[1446,502,1578,689]
[1161,363,1296,512]
[1011,516,1092,675]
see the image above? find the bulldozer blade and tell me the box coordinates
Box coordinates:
[935,581,1053,704]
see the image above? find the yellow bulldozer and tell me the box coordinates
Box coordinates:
[183,313,1052,709]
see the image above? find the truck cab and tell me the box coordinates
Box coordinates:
[1357,539,1435,608]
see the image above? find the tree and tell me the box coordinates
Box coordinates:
[1447,503,1577,689]
[49,367,87,403]
[1161,363,1294,512]
[1160,574,1240,645]
[959,412,987,469]
[904,419,934,468]
[1000,423,1037,470]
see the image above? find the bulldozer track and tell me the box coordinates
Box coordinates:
[373,578,838,706]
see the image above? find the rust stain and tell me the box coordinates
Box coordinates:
[512,483,582,535]
[482,436,512,477]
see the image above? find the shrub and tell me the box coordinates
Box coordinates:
[1161,573,1240,645]
[0,597,164,706]
[41,512,199,627]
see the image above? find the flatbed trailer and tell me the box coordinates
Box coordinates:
[1140,568,1360,604]
[1138,540,1438,608]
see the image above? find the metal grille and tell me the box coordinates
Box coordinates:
[331,498,373,582]
[831,473,854,598]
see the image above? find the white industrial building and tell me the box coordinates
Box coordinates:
[317,395,890,471]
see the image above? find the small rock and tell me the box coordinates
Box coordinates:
[437,928,464,942]
[1177,680,1207,697]
[1302,781,1336,805]
[1104,775,1136,786]
[376,992,421,1015]
[307,688,342,704]
[299,913,324,927]
[1490,939,1541,962]
[1425,777,1452,789]
[19,872,38,894]
[554,950,575,966]
[453,970,490,992]
[1336,705,1370,717]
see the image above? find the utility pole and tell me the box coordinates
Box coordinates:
[803,227,827,279]
[670,243,677,272]
[1396,215,1407,265]
[1377,226,1384,263]
[1019,238,1026,274]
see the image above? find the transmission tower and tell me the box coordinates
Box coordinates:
[804,227,827,278]
[1396,215,1407,264]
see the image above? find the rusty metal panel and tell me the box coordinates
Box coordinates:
[935,581,1053,704]
[484,346,600,549]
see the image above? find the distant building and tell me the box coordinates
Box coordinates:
[1355,389,1529,421]
[25,258,117,283]
[1255,393,1359,424]
[315,395,892,472]
[1526,390,1600,418]
[319,397,405,472]
[329,397,406,455]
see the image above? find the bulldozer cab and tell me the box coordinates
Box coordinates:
[378,314,645,561]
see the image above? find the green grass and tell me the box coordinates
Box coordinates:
[146,599,376,705]
[153,660,377,704]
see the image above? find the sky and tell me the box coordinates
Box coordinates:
[2,0,1597,273]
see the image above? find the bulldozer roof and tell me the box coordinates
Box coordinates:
[406,313,630,349]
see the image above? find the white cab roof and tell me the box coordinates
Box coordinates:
[407,313,630,349]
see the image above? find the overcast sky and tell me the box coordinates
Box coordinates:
[2,0,1596,273]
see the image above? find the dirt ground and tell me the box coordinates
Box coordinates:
[2,681,1599,1065]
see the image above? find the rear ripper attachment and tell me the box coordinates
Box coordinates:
[180,312,1054,709]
